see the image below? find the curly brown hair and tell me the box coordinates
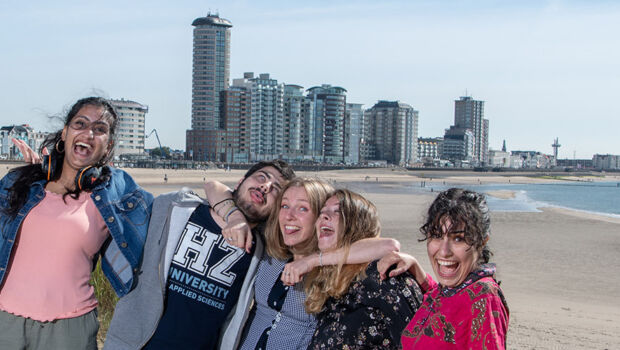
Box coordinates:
[420,188,492,264]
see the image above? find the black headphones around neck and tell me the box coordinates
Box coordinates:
[42,154,103,191]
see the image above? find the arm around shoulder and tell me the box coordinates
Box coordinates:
[281,238,401,286]
[332,237,400,265]
[376,251,429,288]
[203,180,233,206]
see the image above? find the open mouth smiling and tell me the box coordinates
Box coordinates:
[318,225,335,238]
[74,141,93,158]
[436,259,459,277]
[283,225,301,235]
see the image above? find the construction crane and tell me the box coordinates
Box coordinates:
[146,129,164,159]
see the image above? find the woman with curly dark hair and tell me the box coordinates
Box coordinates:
[0,97,153,349]
[379,188,509,349]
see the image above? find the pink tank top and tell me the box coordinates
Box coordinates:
[0,190,109,321]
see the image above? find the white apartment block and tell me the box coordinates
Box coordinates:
[110,99,148,156]
[233,73,285,161]
[593,154,620,170]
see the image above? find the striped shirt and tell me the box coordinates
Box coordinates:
[240,255,316,350]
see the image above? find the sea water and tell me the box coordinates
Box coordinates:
[421,181,620,217]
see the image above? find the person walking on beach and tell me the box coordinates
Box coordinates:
[0,97,153,349]
[104,160,295,350]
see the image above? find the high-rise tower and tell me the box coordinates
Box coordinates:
[362,101,418,166]
[344,103,363,164]
[454,96,489,166]
[283,84,314,161]
[306,85,347,163]
[186,13,232,161]
[232,73,285,161]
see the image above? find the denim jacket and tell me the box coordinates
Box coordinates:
[0,167,153,297]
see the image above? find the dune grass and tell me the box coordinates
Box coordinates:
[91,261,118,347]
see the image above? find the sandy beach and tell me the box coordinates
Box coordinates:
[1,164,618,348]
[121,167,620,349]
[133,167,620,349]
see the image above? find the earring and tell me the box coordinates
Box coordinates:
[55,140,65,153]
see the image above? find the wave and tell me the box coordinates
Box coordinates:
[532,202,620,220]
[407,182,620,216]
[485,186,620,217]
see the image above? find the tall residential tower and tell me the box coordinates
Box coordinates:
[232,73,285,161]
[453,96,488,165]
[283,84,314,162]
[186,13,232,161]
[344,103,363,164]
[306,85,347,163]
[362,101,419,166]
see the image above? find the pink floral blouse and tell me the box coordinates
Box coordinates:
[400,264,509,349]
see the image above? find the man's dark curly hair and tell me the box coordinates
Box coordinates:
[420,188,492,264]
[242,160,295,182]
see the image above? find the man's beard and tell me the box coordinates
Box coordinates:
[233,189,269,224]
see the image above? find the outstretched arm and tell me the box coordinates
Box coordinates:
[203,181,253,253]
[12,138,48,164]
[282,238,400,285]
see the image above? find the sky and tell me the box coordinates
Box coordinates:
[1,0,619,159]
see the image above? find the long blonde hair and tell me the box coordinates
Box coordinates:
[264,177,334,260]
[304,189,381,314]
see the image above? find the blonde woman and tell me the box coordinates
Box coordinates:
[292,189,424,349]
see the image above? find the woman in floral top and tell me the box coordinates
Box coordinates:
[379,188,509,349]
[297,189,424,349]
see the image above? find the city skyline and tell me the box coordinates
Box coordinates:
[1,0,619,159]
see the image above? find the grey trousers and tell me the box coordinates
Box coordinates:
[0,308,99,350]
